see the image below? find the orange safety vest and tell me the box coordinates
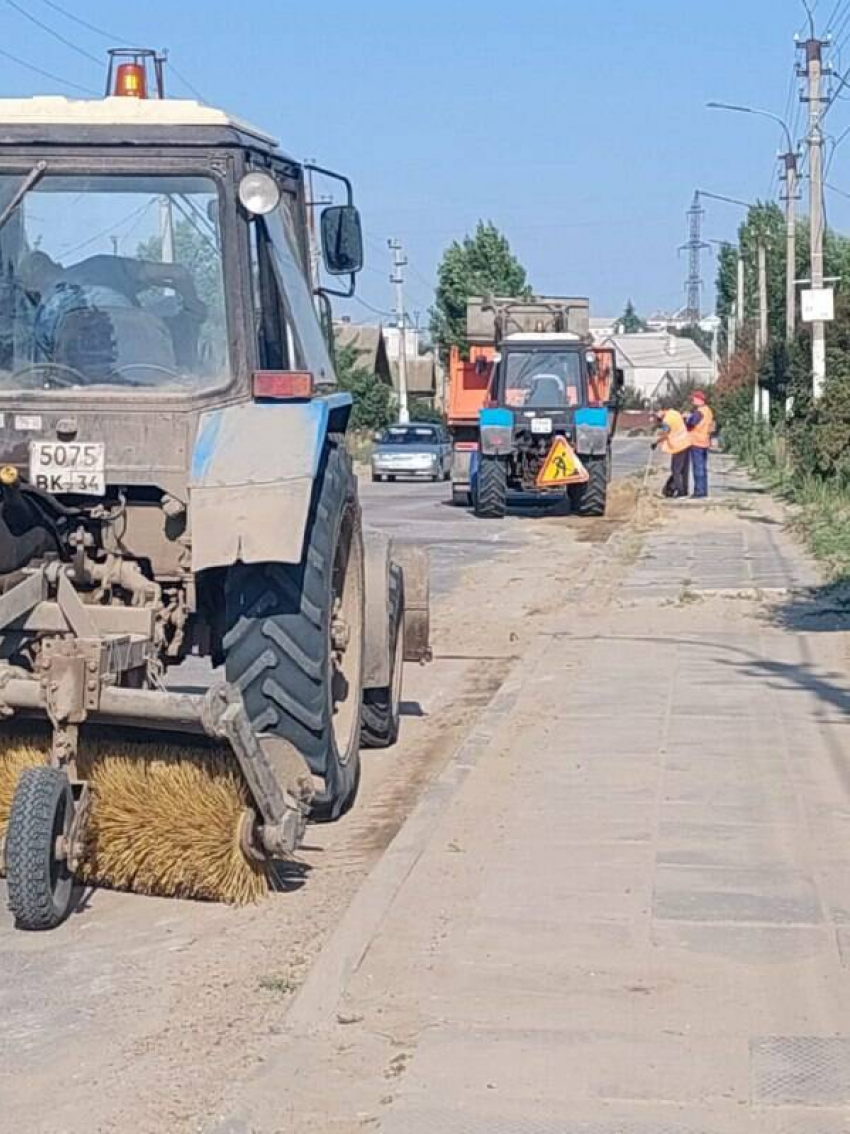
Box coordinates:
[659,409,691,455]
[689,404,714,449]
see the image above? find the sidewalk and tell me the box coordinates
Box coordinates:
[218,464,850,1134]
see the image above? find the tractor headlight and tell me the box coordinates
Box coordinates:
[238,171,281,216]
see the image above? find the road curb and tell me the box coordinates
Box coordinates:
[280,506,632,1038]
[283,646,535,1036]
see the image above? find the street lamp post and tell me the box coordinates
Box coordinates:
[707,102,799,348]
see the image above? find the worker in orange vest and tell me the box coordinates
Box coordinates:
[653,407,692,498]
[685,390,714,497]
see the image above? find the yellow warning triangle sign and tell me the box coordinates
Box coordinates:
[536,436,589,487]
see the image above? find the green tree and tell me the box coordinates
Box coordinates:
[430,221,530,358]
[334,342,393,431]
[408,398,445,424]
[136,218,222,315]
[669,323,712,355]
[619,299,646,333]
[714,203,789,344]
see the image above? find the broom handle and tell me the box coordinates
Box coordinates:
[641,443,655,494]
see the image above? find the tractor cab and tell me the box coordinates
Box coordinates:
[490,333,592,436]
[473,304,623,519]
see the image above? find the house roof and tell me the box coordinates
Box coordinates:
[601,333,711,371]
[391,356,436,395]
[333,322,393,385]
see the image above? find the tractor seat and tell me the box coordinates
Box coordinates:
[53,305,176,384]
[526,374,565,407]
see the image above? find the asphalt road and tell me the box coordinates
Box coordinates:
[359,434,650,598]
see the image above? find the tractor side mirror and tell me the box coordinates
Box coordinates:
[321,204,364,276]
[615,367,625,390]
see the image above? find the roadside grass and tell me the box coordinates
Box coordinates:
[724,426,850,581]
[346,429,374,465]
[258,973,298,996]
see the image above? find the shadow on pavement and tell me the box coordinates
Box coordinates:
[769,582,850,634]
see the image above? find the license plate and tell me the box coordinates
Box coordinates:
[531,417,553,434]
[29,440,105,495]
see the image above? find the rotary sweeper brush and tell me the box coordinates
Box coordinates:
[0,53,430,930]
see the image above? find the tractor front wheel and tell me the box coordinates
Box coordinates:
[224,439,364,821]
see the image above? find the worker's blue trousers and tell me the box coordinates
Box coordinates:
[691,447,708,498]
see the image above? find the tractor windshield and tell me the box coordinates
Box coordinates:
[0,172,229,392]
[503,349,583,408]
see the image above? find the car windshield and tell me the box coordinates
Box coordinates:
[380,426,438,445]
[504,349,583,408]
[0,172,229,392]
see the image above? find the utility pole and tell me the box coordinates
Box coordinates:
[801,35,827,397]
[782,149,798,414]
[728,313,737,360]
[756,240,769,420]
[388,238,409,425]
[781,150,798,344]
[158,196,174,263]
[736,254,745,334]
[757,241,769,355]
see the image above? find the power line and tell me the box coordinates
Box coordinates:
[167,62,206,103]
[37,0,125,43]
[5,0,101,66]
[0,44,98,94]
[58,198,155,258]
[35,0,207,103]
[825,0,845,29]
[351,295,395,318]
[833,2,850,47]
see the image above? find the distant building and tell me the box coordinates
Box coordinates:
[646,310,720,336]
[589,317,618,343]
[333,318,438,406]
[601,332,713,401]
[333,319,393,386]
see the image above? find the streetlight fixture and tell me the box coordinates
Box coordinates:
[706,101,799,349]
[706,101,794,156]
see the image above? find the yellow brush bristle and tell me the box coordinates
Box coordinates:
[0,731,270,905]
[80,740,270,905]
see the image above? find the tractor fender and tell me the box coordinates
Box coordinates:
[363,534,431,688]
[392,542,430,663]
[189,393,352,572]
[363,532,393,688]
[574,408,609,457]
[479,408,513,457]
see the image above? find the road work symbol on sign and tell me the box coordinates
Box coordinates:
[536,436,588,487]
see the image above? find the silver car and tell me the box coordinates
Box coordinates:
[371,423,452,482]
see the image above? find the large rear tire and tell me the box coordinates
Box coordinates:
[5,766,74,931]
[223,439,364,821]
[361,564,405,749]
[474,456,507,518]
[570,454,608,517]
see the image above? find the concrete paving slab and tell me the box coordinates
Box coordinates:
[215,461,850,1133]
[653,864,822,924]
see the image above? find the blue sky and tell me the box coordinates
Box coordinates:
[2,0,848,321]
